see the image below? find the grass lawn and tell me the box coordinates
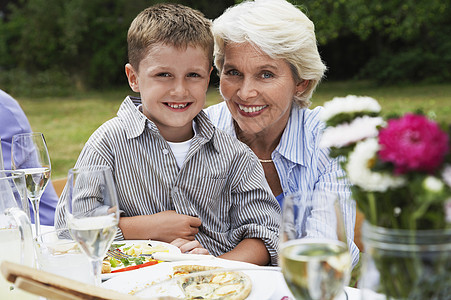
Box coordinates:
[15,80,451,179]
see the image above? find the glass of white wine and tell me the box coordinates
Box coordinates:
[11,132,51,236]
[65,165,119,285]
[279,191,352,300]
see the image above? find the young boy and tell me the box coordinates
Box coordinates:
[55,3,280,266]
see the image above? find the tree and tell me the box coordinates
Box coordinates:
[0,0,233,94]
[297,0,451,83]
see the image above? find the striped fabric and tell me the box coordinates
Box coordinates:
[205,102,359,267]
[54,96,281,265]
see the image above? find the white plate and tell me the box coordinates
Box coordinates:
[101,240,181,280]
[102,258,278,299]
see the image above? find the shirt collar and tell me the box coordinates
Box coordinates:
[213,102,309,166]
[117,96,217,150]
[117,96,148,139]
[193,110,215,142]
[275,105,307,166]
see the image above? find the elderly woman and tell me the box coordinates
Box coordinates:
[204,0,359,266]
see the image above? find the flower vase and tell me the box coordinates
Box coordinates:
[359,222,451,300]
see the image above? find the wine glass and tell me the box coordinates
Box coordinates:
[0,137,5,170]
[11,132,51,236]
[279,191,352,300]
[65,165,119,285]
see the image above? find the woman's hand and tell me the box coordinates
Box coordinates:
[171,238,210,254]
[119,210,201,242]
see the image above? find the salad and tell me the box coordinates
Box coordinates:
[103,241,171,274]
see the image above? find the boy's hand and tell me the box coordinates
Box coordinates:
[118,210,201,242]
[152,210,201,242]
[171,238,210,255]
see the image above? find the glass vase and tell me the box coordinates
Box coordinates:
[359,221,451,300]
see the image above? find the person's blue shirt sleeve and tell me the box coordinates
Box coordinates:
[0,89,58,225]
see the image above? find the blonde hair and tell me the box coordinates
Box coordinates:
[213,0,326,108]
[127,3,214,71]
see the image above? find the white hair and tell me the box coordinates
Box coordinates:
[213,0,327,108]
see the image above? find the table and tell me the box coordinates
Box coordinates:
[36,225,362,299]
[270,270,360,299]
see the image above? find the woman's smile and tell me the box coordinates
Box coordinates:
[237,103,269,115]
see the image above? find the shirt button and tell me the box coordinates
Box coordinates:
[162,149,169,155]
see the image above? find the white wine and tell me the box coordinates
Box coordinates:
[67,215,117,260]
[20,167,50,199]
[280,239,351,300]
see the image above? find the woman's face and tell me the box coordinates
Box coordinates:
[219,42,305,136]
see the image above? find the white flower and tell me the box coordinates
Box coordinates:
[423,176,444,193]
[320,116,384,148]
[444,199,451,223]
[442,165,451,189]
[346,138,406,192]
[320,95,381,122]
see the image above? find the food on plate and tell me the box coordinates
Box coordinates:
[102,242,169,274]
[173,265,252,300]
[124,242,169,256]
[173,265,221,276]
[102,260,111,274]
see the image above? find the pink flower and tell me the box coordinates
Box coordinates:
[378,114,449,174]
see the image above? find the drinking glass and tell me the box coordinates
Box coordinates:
[11,132,51,236]
[0,137,4,170]
[34,228,94,284]
[279,191,352,300]
[65,165,119,285]
[0,170,37,299]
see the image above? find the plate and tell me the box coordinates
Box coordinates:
[101,240,181,280]
[101,258,278,299]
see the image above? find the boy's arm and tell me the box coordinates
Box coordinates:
[119,210,201,243]
[226,147,281,266]
[218,238,270,265]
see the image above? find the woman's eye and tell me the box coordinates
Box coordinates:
[261,72,274,79]
[225,69,240,76]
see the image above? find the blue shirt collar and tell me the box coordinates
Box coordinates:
[275,105,307,166]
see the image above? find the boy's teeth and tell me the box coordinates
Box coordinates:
[168,103,188,109]
[238,104,267,113]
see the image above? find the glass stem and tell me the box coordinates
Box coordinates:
[91,258,102,286]
[30,197,41,236]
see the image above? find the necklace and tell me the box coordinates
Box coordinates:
[235,126,274,164]
[258,158,273,163]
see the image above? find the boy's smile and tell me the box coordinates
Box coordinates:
[125,43,212,142]
[165,102,191,110]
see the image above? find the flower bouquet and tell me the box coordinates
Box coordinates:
[320,95,451,299]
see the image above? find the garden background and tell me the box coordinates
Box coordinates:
[0,0,450,178]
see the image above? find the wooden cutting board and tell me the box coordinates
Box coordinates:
[1,260,177,300]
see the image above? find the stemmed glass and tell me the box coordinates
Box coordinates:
[65,165,119,285]
[0,137,4,170]
[11,132,51,236]
[279,191,352,300]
